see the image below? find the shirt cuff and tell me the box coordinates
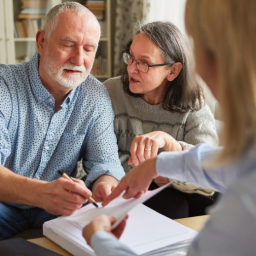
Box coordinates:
[91,231,116,256]
[156,151,186,181]
[91,231,135,256]
[85,167,125,187]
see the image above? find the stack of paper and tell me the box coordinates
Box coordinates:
[43,184,197,256]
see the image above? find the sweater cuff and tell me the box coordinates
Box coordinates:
[178,141,194,151]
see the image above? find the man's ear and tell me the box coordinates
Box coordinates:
[167,62,183,81]
[36,30,46,56]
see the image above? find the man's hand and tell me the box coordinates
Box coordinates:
[102,157,158,206]
[154,176,172,187]
[40,177,92,216]
[128,131,182,166]
[92,175,118,202]
[83,214,128,246]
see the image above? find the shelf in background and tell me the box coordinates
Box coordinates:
[15,38,36,42]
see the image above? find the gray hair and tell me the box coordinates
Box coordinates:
[122,21,203,113]
[43,2,101,39]
[133,21,188,70]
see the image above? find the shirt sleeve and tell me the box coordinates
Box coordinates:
[91,231,137,256]
[156,144,240,193]
[83,88,125,187]
[178,104,219,151]
[0,78,12,165]
[187,179,256,256]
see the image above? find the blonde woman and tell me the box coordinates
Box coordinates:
[82,0,256,255]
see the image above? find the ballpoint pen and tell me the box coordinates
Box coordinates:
[58,170,98,208]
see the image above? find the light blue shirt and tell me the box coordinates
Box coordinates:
[0,53,125,209]
[91,144,256,256]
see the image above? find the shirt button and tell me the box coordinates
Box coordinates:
[45,146,49,150]
[39,97,42,100]
[49,99,52,102]
[36,174,40,179]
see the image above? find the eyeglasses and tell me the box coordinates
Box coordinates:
[122,51,172,73]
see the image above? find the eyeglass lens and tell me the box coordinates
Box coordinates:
[123,52,148,73]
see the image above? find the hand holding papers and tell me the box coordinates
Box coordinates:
[66,182,173,229]
[43,182,197,256]
[102,157,159,206]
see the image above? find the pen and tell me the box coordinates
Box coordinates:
[58,170,98,208]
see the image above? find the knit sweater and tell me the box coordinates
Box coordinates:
[104,76,219,196]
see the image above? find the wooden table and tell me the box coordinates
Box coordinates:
[28,215,209,256]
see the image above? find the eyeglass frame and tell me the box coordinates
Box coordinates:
[122,50,173,73]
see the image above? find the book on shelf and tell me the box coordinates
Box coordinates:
[18,14,45,19]
[21,0,48,4]
[15,21,26,38]
[20,7,47,14]
[21,19,29,37]
[91,10,104,20]
[92,56,107,76]
[86,5,105,11]
[14,23,18,38]
[21,1,48,7]
[15,19,39,38]
[32,20,39,35]
[86,0,105,4]
[86,0,105,21]
[15,0,49,38]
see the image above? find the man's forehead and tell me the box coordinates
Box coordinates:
[53,11,100,44]
[57,9,99,32]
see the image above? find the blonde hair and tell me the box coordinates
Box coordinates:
[185,0,256,164]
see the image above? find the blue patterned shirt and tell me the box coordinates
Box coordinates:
[0,53,125,209]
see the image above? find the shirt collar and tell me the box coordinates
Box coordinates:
[29,52,80,107]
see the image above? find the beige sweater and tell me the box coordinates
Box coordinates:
[104,76,219,196]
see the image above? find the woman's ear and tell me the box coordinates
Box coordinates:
[167,62,183,81]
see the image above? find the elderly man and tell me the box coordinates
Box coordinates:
[0,2,124,240]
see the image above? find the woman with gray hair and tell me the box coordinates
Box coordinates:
[103,21,219,219]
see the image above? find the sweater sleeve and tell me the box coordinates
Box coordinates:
[178,104,219,150]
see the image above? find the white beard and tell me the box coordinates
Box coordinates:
[42,53,90,89]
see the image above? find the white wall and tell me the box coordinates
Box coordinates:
[147,0,187,34]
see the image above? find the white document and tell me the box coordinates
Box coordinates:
[65,182,173,229]
[43,183,197,256]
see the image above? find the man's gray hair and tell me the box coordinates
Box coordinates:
[43,2,101,39]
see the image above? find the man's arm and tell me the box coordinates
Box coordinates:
[83,88,125,201]
[0,164,92,215]
[0,80,92,215]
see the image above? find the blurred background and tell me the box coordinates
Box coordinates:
[0,0,186,82]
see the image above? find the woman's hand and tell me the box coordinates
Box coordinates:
[83,214,128,246]
[128,131,182,166]
[102,157,158,206]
